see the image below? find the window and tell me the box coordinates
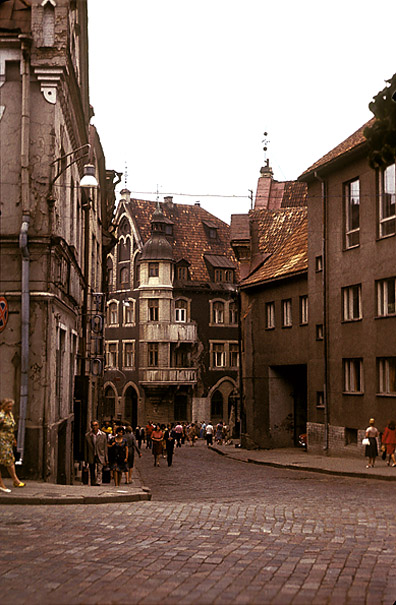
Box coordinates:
[316,324,324,340]
[213,343,226,367]
[282,299,292,327]
[315,256,323,272]
[225,270,234,283]
[229,302,238,325]
[300,295,308,325]
[175,299,187,322]
[266,302,275,329]
[123,300,134,325]
[123,341,135,368]
[148,299,159,321]
[120,267,129,288]
[213,301,225,324]
[175,347,191,368]
[214,269,223,282]
[177,265,188,280]
[148,343,159,367]
[343,358,363,393]
[108,302,118,326]
[149,262,159,277]
[377,277,396,316]
[229,343,239,367]
[106,342,118,368]
[379,163,395,237]
[345,179,360,247]
[342,284,362,321]
[378,357,396,394]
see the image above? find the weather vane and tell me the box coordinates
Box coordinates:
[124,161,128,188]
[262,131,270,163]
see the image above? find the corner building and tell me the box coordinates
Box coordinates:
[103,192,239,428]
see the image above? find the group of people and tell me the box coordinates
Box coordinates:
[85,420,141,487]
[364,418,396,468]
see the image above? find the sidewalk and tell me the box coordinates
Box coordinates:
[0,466,151,505]
[210,442,396,481]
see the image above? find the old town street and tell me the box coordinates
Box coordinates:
[1,441,395,604]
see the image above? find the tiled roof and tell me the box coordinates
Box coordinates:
[240,207,307,288]
[299,118,375,179]
[127,199,237,282]
[255,176,307,209]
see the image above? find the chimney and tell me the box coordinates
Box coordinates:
[164,196,173,207]
[194,201,200,207]
[259,159,273,178]
[120,188,131,203]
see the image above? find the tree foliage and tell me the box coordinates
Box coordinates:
[364,73,396,168]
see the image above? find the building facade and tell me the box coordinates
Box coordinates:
[0,0,117,482]
[300,120,396,455]
[103,192,239,428]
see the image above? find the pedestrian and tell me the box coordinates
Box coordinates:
[164,425,176,467]
[381,420,396,467]
[108,426,128,486]
[135,425,144,449]
[174,422,183,447]
[146,421,153,449]
[215,421,224,445]
[124,425,142,483]
[205,422,214,446]
[0,398,25,492]
[85,420,108,486]
[187,423,196,446]
[151,424,164,467]
[364,418,379,468]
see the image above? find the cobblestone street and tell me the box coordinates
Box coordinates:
[1,442,395,604]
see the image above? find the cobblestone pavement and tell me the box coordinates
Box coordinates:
[1,441,395,605]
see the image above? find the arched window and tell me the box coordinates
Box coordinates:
[107,258,113,291]
[120,267,129,288]
[108,302,118,325]
[213,301,224,324]
[118,237,131,262]
[211,390,223,418]
[229,302,238,324]
[175,299,187,322]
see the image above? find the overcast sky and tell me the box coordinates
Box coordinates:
[88,0,396,223]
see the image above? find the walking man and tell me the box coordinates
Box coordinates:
[85,420,108,486]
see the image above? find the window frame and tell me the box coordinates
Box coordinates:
[148,342,159,367]
[342,284,362,322]
[376,277,396,317]
[148,298,159,322]
[281,299,292,328]
[379,163,396,238]
[344,178,360,248]
[377,357,396,395]
[343,358,364,394]
[175,298,187,323]
[106,341,118,369]
[266,301,275,329]
[300,295,308,325]
[122,340,135,369]
[213,300,225,324]
[107,300,119,327]
[149,262,159,278]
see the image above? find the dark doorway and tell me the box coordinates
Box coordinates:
[124,386,138,428]
[211,390,223,421]
[269,364,307,447]
[174,393,187,421]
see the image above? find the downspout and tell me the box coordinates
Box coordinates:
[16,35,32,465]
[314,171,329,452]
[236,287,244,440]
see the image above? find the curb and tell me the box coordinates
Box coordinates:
[0,487,152,506]
[209,446,396,481]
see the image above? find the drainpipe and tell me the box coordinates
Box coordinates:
[16,35,32,465]
[314,171,329,452]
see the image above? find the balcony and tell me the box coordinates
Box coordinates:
[140,367,197,386]
[141,322,197,342]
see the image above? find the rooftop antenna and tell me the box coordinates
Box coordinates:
[262,131,270,166]
[124,161,128,188]
[156,184,161,210]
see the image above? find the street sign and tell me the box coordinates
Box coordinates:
[0,296,8,333]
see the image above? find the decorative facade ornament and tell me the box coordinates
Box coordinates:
[34,67,63,104]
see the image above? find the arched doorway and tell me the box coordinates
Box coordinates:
[211,390,223,422]
[124,386,138,428]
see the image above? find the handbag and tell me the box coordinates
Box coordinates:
[362,437,370,446]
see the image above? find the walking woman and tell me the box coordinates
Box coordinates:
[108,427,128,486]
[125,425,142,483]
[382,420,396,467]
[365,418,379,468]
[0,398,25,492]
[151,424,164,467]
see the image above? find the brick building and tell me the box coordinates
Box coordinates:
[103,192,239,427]
[0,0,117,482]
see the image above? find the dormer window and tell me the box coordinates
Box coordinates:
[202,220,218,240]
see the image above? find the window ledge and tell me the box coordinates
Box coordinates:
[344,244,360,251]
[375,314,396,320]
[342,391,364,396]
[341,318,363,324]
[376,392,396,398]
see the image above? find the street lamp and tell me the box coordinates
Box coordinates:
[49,143,98,188]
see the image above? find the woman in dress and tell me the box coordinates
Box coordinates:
[382,420,396,467]
[151,424,164,467]
[0,398,25,492]
[124,425,141,483]
[365,418,379,468]
[108,427,128,486]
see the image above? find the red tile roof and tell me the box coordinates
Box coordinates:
[240,207,307,288]
[126,199,237,282]
[299,118,375,179]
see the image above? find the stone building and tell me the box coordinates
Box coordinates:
[0,0,117,482]
[103,192,239,428]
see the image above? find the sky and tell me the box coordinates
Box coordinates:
[88,0,396,224]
